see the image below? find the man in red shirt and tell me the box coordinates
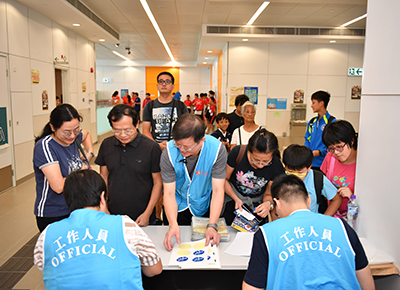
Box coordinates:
[193,93,204,120]
[184,94,192,114]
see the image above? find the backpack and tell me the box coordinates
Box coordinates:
[313,170,328,214]
[308,115,335,132]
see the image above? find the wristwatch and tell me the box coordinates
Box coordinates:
[206,223,218,232]
[266,200,274,210]
[87,151,95,157]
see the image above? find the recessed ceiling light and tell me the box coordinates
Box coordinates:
[207,50,212,53]
[247,2,270,25]
[73,23,80,27]
[203,62,207,64]
[330,40,336,43]
[242,39,249,42]
[205,57,209,60]
[341,14,367,27]
[99,39,105,42]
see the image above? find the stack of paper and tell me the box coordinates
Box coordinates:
[191,217,230,242]
[168,239,221,269]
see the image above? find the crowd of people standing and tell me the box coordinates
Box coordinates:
[32,72,373,290]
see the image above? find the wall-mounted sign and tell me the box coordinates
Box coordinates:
[244,87,258,105]
[82,82,86,92]
[351,85,361,100]
[348,67,363,76]
[103,78,112,83]
[0,107,8,146]
[267,98,287,110]
[31,69,40,84]
[42,90,48,111]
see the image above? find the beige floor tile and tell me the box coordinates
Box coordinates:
[13,265,44,290]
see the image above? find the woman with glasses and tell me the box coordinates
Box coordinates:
[222,129,285,225]
[321,120,358,218]
[230,101,261,151]
[33,104,94,232]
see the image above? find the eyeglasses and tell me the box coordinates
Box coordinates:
[62,128,82,138]
[112,128,135,136]
[157,79,172,85]
[173,140,200,152]
[328,143,346,153]
[250,155,272,167]
[285,170,308,178]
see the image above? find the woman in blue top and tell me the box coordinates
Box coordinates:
[33,104,94,232]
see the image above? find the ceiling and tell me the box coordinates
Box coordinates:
[15,0,367,66]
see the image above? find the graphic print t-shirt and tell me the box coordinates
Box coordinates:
[143,98,188,143]
[227,146,284,197]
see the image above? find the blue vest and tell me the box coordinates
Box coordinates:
[167,135,220,216]
[43,209,143,290]
[262,210,361,290]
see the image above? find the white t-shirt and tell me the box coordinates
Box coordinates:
[231,125,261,146]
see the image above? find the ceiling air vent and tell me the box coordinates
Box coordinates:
[206,26,365,37]
[66,0,119,40]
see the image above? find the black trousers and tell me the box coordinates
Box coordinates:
[36,214,70,232]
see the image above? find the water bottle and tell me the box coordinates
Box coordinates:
[347,195,359,232]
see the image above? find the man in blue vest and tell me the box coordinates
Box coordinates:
[161,114,227,251]
[304,90,336,171]
[243,174,374,290]
[34,170,162,290]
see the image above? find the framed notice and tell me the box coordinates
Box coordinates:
[42,90,49,111]
[294,90,304,103]
[31,69,40,84]
[229,87,244,107]
[244,87,258,105]
[351,85,361,100]
[267,98,287,110]
[0,107,8,146]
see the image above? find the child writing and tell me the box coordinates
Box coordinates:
[282,144,342,216]
[321,120,358,218]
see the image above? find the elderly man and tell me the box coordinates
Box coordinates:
[161,114,227,251]
[34,170,162,290]
[243,174,374,290]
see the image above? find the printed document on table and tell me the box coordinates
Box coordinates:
[224,232,254,256]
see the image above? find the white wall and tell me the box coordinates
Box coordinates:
[356,0,400,287]
[95,66,211,101]
[0,0,97,181]
[224,42,363,137]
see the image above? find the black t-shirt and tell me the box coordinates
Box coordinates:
[227,110,244,135]
[142,98,188,143]
[227,145,285,198]
[95,132,162,220]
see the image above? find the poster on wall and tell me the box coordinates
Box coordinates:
[293,90,304,103]
[82,82,87,93]
[42,90,49,111]
[121,89,129,97]
[31,69,40,84]
[267,98,287,110]
[351,85,361,99]
[0,107,8,146]
[229,87,244,106]
[244,87,258,105]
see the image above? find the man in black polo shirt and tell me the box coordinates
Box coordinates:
[95,104,162,226]
[227,94,249,135]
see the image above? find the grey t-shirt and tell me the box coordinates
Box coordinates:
[142,98,188,143]
[160,143,227,183]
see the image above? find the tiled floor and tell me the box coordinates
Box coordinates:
[0,132,303,289]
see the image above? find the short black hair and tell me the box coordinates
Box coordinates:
[172,114,204,142]
[112,91,119,97]
[107,104,138,127]
[215,112,229,124]
[209,90,215,95]
[248,128,279,156]
[146,93,150,96]
[271,174,308,204]
[195,93,199,97]
[322,120,358,150]
[157,71,175,84]
[63,170,107,211]
[235,94,250,106]
[311,91,330,109]
[283,144,313,171]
